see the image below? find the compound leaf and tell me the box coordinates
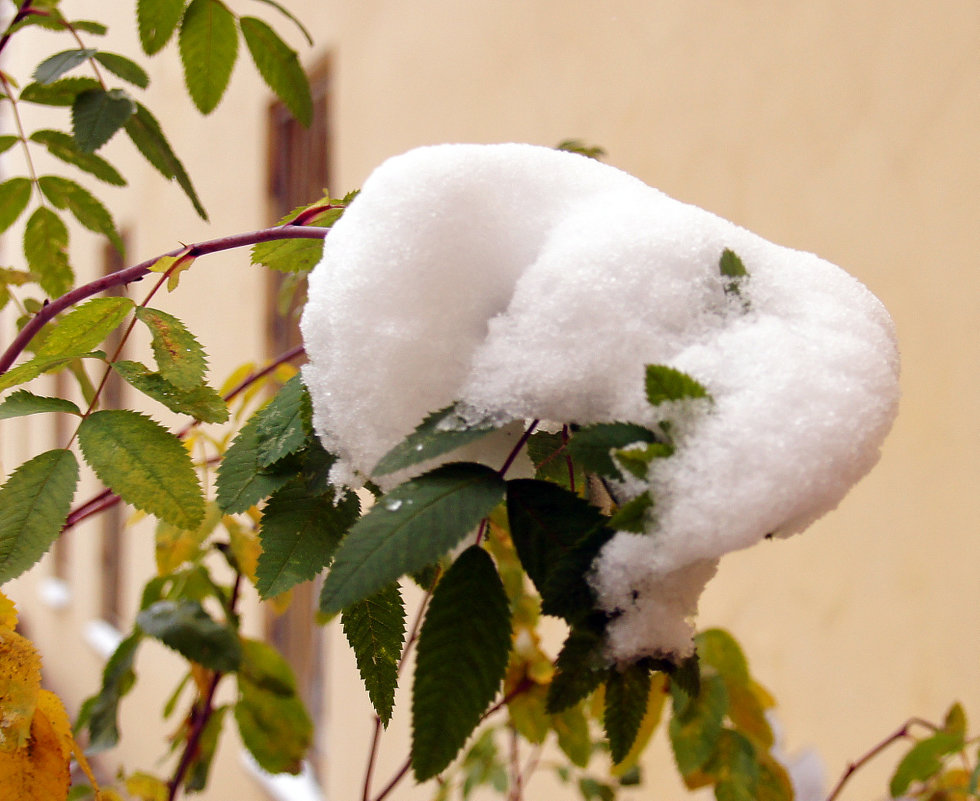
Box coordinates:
[411,547,511,780]
[77,409,205,529]
[319,462,505,614]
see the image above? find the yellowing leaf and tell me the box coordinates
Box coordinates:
[125,771,169,801]
[35,690,72,761]
[0,590,18,629]
[223,516,260,582]
[0,706,70,800]
[611,671,668,776]
[0,628,41,751]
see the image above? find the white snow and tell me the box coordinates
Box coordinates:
[300,143,900,661]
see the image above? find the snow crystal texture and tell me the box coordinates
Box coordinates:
[300,143,900,661]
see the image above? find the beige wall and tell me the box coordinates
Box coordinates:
[2,2,977,799]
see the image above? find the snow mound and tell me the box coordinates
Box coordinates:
[300,143,900,661]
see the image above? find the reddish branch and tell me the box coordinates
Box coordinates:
[0,224,326,375]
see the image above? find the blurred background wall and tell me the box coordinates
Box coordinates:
[2,2,977,799]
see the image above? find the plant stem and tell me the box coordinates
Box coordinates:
[0,224,327,375]
[825,717,937,801]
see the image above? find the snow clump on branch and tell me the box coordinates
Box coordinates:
[300,143,900,662]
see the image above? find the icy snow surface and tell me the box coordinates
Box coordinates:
[300,143,900,661]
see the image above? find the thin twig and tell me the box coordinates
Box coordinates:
[0,225,327,374]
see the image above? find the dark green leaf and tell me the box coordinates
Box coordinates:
[124,102,208,219]
[669,671,728,777]
[38,175,123,252]
[249,0,314,45]
[0,177,32,234]
[412,546,511,780]
[505,478,606,604]
[546,625,607,714]
[235,638,312,774]
[77,409,205,529]
[0,449,79,583]
[137,0,186,54]
[608,491,653,532]
[33,49,97,84]
[29,129,126,185]
[111,360,229,423]
[342,582,406,726]
[525,430,583,492]
[578,778,615,801]
[185,705,227,792]
[20,77,101,107]
[645,364,711,406]
[23,207,71,296]
[0,389,80,419]
[134,306,207,389]
[179,0,239,114]
[373,403,504,476]
[719,248,750,301]
[72,88,136,152]
[0,135,18,155]
[605,664,652,764]
[216,412,295,513]
[567,422,662,480]
[93,52,150,88]
[255,374,310,466]
[35,297,134,360]
[889,731,965,797]
[255,480,360,598]
[77,632,141,752]
[240,16,312,126]
[319,463,505,614]
[137,599,242,672]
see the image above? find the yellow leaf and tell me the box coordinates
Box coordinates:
[223,515,261,582]
[0,590,18,628]
[0,628,41,752]
[155,503,221,575]
[125,770,169,801]
[35,691,72,761]
[0,704,71,800]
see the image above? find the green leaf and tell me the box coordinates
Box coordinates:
[605,664,652,764]
[240,16,312,126]
[709,730,760,801]
[137,599,242,672]
[249,236,323,274]
[77,409,205,529]
[0,389,80,420]
[72,88,136,152]
[93,52,150,89]
[719,248,748,281]
[411,546,512,780]
[179,0,239,114]
[0,449,79,583]
[23,207,71,296]
[69,20,108,36]
[134,306,208,389]
[76,632,141,752]
[33,49,97,84]
[235,638,312,774]
[342,582,406,727]
[669,671,728,777]
[0,135,18,155]
[525,429,584,492]
[112,360,229,423]
[0,177,32,235]
[645,364,711,406]
[124,102,208,220]
[137,0,186,54]
[613,441,674,480]
[373,403,504,476]
[567,422,662,480]
[20,77,100,106]
[215,413,294,513]
[255,480,360,598]
[38,175,123,252]
[185,705,227,792]
[248,0,314,45]
[889,730,965,798]
[546,625,607,714]
[319,462,505,614]
[29,129,126,185]
[255,373,310,466]
[35,296,134,360]
[505,479,607,610]
[608,491,653,533]
[553,702,592,768]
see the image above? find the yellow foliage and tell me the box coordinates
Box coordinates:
[0,703,70,800]
[0,626,41,752]
[0,590,18,629]
[125,770,169,801]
